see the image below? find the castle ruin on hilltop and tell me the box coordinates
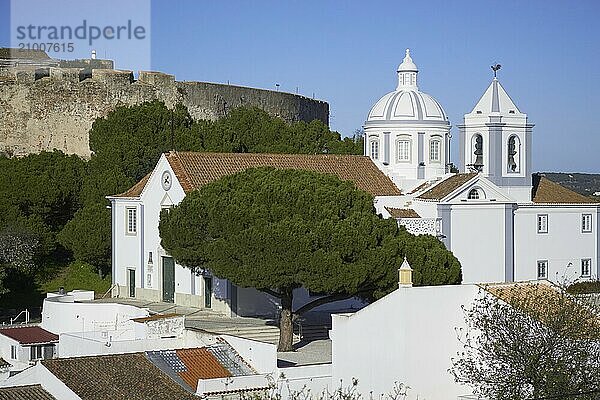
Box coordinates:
[0,49,329,158]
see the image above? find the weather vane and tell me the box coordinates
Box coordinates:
[491,63,501,78]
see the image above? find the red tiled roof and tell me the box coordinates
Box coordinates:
[115,152,401,198]
[418,173,477,201]
[43,353,197,400]
[0,326,58,345]
[532,175,596,204]
[114,172,151,198]
[385,207,421,218]
[0,385,56,400]
[176,348,231,390]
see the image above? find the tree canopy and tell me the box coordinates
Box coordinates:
[159,167,461,350]
[0,151,85,294]
[451,283,600,400]
[58,102,364,275]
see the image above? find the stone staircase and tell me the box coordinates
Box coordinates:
[206,324,282,344]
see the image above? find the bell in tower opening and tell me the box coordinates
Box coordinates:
[507,136,518,172]
[472,134,484,172]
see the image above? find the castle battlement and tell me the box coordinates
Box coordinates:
[0,51,329,158]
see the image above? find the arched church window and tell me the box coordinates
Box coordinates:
[429,138,441,163]
[472,134,484,171]
[507,135,520,173]
[369,139,379,160]
[397,137,411,162]
[468,189,480,199]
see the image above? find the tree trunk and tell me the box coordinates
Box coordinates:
[277,287,294,352]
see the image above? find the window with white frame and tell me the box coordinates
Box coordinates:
[429,139,441,163]
[537,214,548,233]
[581,258,591,277]
[369,139,379,160]
[126,208,137,235]
[397,139,411,162]
[468,189,480,200]
[11,345,17,359]
[582,214,592,233]
[537,260,548,279]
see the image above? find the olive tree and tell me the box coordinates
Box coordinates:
[451,283,600,400]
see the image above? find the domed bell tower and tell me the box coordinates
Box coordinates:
[458,65,534,202]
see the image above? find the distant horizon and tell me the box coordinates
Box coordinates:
[1,0,599,173]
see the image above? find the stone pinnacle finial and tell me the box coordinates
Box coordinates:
[398,256,413,288]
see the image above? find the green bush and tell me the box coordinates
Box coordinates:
[567,280,600,295]
[40,261,111,297]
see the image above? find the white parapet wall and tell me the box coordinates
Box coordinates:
[41,294,149,335]
[197,374,272,397]
[277,363,332,399]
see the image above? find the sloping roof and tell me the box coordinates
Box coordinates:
[532,174,596,204]
[114,172,151,198]
[385,207,420,218]
[177,348,231,390]
[0,326,58,345]
[147,343,255,392]
[482,281,600,332]
[115,152,401,198]
[43,353,197,400]
[417,173,477,201]
[0,385,57,400]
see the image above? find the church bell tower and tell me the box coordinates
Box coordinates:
[458,67,535,202]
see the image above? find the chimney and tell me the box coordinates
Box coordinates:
[91,50,97,60]
[398,256,413,288]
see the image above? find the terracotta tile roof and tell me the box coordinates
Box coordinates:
[147,343,255,392]
[115,152,401,198]
[532,174,596,204]
[0,385,57,400]
[385,207,421,218]
[176,348,231,390]
[483,281,600,333]
[408,181,430,194]
[0,326,58,345]
[418,173,478,201]
[42,353,197,400]
[114,172,151,198]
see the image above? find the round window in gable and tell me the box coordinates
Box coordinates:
[468,188,483,200]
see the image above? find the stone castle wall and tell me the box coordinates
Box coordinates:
[0,68,329,157]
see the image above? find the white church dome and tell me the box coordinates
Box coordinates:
[365,49,449,127]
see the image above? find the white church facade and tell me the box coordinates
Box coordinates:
[108,50,599,314]
[107,152,402,315]
[368,49,599,285]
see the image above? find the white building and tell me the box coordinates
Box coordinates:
[367,50,600,285]
[330,268,570,400]
[108,49,599,314]
[107,153,401,315]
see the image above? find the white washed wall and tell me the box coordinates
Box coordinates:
[331,285,478,400]
[514,205,600,282]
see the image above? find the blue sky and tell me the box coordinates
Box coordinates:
[2,0,600,172]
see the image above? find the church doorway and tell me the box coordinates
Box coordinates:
[162,257,175,303]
